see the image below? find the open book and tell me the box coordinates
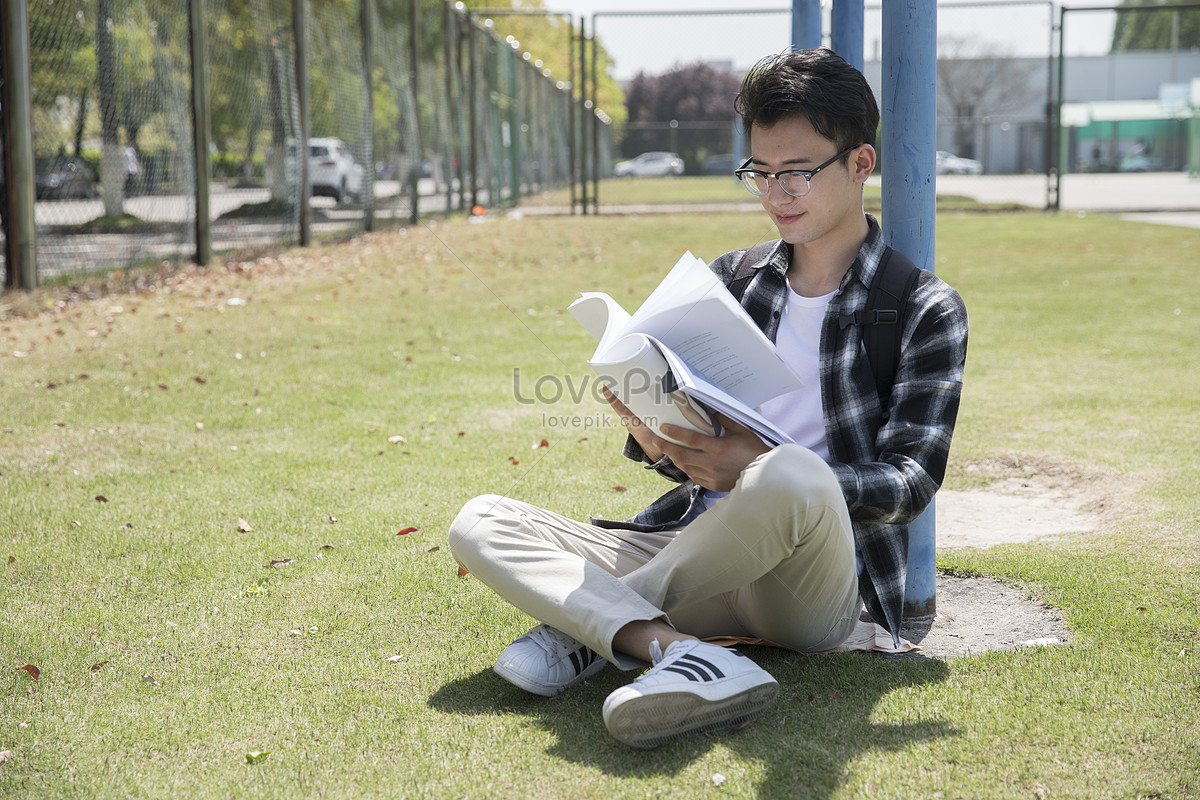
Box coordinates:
[568,250,800,447]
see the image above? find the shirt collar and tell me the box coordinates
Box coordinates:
[844,214,888,291]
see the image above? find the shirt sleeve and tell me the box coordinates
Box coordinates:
[828,276,969,525]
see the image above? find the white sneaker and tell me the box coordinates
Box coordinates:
[493,625,607,697]
[602,640,779,749]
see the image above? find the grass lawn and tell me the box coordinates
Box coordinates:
[1,208,1198,798]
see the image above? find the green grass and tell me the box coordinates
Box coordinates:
[1,210,1198,798]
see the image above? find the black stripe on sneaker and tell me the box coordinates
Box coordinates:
[663,665,702,681]
[679,653,725,680]
[568,647,596,676]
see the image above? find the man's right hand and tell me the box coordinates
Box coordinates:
[602,385,667,464]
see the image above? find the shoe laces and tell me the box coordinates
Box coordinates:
[528,625,581,656]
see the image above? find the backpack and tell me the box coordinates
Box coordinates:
[726,240,921,417]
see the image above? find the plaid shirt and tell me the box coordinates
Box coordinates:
[594,215,969,645]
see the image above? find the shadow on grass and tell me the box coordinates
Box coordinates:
[428,646,955,796]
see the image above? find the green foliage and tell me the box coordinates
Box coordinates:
[1111,0,1200,51]
[461,0,627,128]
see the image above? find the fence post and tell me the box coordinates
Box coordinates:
[362,0,376,232]
[882,0,938,620]
[188,0,212,266]
[590,21,599,214]
[791,0,823,50]
[831,0,864,70]
[568,17,576,215]
[1,0,37,290]
[295,0,312,245]
[408,0,420,224]
[577,18,588,215]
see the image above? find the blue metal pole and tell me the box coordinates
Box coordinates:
[791,0,822,50]
[881,0,938,619]
[831,0,864,70]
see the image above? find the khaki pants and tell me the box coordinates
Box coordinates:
[448,445,860,669]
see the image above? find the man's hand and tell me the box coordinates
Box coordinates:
[603,386,771,492]
[603,386,668,464]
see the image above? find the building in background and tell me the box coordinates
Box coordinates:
[863,49,1200,175]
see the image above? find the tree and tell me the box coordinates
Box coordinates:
[1112,0,1200,51]
[461,0,626,130]
[936,36,1039,160]
[620,62,741,167]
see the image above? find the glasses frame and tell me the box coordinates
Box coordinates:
[734,143,862,198]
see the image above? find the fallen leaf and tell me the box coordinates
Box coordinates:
[245,751,270,764]
[6,556,13,564]
[508,456,520,465]
[426,546,440,553]
[387,435,406,444]
[396,527,418,536]
[95,495,108,503]
[319,544,334,550]
[237,518,254,532]
[612,485,627,492]
[385,654,404,663]
[457,566,470,577]
[0,750,13,763]
[533,438,549,449]
[17,664,40,680]
[90,661,109,672]
[328,515,337,524]
[193,376,206,384]
[143,675,160,686]
[264,559,294,569]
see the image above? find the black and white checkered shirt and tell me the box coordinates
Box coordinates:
[595,215,969,646]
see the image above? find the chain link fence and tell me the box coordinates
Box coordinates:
[1,0,609,289]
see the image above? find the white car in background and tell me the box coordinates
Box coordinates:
[935,150,983,175]
[308,138,364,203]
[614,151,685,178]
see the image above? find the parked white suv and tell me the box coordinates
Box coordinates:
[308,138,364,203]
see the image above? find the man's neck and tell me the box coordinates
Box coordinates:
[786,211,870,297]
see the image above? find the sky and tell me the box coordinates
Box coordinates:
[530,1,1119,81]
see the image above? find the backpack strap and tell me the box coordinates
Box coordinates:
[729,239,921,419]
[839,246,922,417]
[726,239,781,301]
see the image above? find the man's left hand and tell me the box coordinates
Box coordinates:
[657,414,772,492]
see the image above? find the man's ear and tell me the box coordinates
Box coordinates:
[851,144,877,184]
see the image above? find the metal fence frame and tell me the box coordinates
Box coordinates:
[1,0,611,291]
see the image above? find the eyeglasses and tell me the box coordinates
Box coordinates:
[734,144,861,198]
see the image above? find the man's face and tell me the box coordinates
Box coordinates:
[747,116,866,246]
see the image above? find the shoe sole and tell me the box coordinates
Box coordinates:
[493,655,607,697]
[603,680,779,749]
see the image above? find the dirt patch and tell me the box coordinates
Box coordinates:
[907,455,1129,659]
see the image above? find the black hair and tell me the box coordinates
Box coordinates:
[735,48,879,152]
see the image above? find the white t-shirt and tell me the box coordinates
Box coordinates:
[698,282,834,512]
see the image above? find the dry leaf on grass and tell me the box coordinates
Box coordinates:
[17,664,40,680]
[237,518,254,532]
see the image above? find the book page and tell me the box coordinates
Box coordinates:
[588,334,715,446]
[567,292,631,345]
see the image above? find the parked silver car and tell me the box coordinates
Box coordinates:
[935,150,983,175]
[614,151,685,178]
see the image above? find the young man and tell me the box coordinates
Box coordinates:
[449,48,968,749]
